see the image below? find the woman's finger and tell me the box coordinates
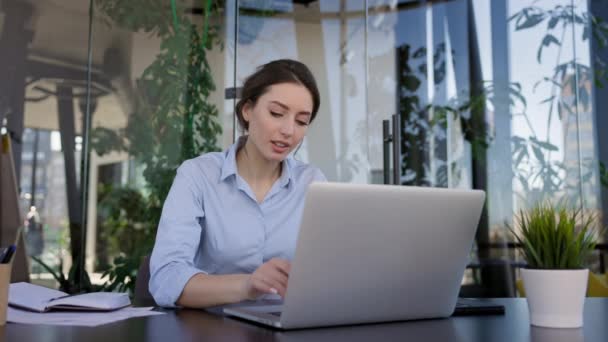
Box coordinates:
[260,266,288,290]
[270,259,291,277]
[252,274,284,296]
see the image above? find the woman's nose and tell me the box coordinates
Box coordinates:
[280,120,295,136]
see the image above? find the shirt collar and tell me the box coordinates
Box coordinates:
[219,136,294,188]
[219,137,243,182]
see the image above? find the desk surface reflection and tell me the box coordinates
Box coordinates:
[2,298,608,342]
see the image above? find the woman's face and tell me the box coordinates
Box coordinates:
[242,82,313,163]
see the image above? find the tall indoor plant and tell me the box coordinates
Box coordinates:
[511,202,598,328]
[91,0,223,293]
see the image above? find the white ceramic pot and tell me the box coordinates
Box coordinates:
[521,268,588,328]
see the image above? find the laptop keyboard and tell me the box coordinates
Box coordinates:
[268,311,282,317]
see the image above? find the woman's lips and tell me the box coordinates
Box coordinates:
[271,140,290,154]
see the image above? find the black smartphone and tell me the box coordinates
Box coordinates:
[453,298,506,316]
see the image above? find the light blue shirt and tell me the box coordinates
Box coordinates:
[149,138,326,307]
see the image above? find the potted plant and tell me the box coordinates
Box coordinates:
[511,202,598,328]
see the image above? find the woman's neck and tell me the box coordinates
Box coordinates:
[236,138,282,189]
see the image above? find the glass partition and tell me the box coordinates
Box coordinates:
[1,0,606,297]
[86,0,234,291]
[367,0,471,188]
[235,0,369,183]
[366,0,606,296]
[0,0,91,288]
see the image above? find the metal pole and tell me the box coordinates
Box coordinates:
[79,0,96,291]
[392,114,401,185]
[30,129,39,209]
[382,119,391,184]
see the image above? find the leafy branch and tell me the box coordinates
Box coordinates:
[91,0,224,294]
[506,3,608,204]
[601,161,608,188]
[31,255,99,294]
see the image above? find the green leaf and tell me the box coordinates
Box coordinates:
[548,16,559,29]
[537,34,560,63]
[600,162,608,188]
[531,145,546,165]
[516,12,545,31]
[539,95,555,105]
[513,202,599,269]
[31,256,65,284]
[530,137,559,151]
[402,75,421,92]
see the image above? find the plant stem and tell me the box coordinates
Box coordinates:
[171,0,179,32]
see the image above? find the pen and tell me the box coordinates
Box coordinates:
[1,245,16,264]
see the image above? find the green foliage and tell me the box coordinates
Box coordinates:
[510,203,598,269]
[93,0,223,202]
[396,43,475,186]
[95,0,179,35]
[99,255,142,293]
[601,161,608,188]
[95,185,158,293]
[32,255,100,294]
[505,4,608,204]
[91,0,223,294]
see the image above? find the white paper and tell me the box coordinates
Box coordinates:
[7,306,165,327]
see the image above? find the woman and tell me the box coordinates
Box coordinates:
[149,59,326,308]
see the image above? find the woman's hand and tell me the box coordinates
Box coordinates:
[244,258,291,300]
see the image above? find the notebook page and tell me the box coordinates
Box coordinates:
[49,292,131,311]
[9,282,68,312]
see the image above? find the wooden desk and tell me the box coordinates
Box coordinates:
[2,299,608,342]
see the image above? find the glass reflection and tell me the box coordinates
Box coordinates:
[236,0,368,183]
[88,0,231,292]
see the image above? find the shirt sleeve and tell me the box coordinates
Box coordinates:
[149,160,207,307]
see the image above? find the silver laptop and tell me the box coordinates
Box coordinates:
[224,182,485,329]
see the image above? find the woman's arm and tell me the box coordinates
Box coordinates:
[177,273,249,307]
[149,161,209,307]
[177,258,291,308]
[150,160,292,308]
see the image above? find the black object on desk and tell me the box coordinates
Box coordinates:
[0,244,16,263]
[453,298,505,316]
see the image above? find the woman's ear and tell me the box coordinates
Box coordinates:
[242,101,252,124]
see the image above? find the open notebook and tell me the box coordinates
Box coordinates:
[8,282,131,312]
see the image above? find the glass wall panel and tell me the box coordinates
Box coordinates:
[87,0,234,292]
[365,0,606,296]
[366,0,476,287]
[235,0,368,183]
[590,0,608,248]
[0,0,91,287]
[571,0,603,222]
[20,129,74,283]
[469,0,605,295]
[3,0,606,297]
[367,0,471,188]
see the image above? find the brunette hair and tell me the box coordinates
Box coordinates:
[235,59,320,131]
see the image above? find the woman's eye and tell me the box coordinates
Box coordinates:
[270,112,283,117]
[296,120,309,126]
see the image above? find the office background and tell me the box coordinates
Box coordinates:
[0,0,607,297]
